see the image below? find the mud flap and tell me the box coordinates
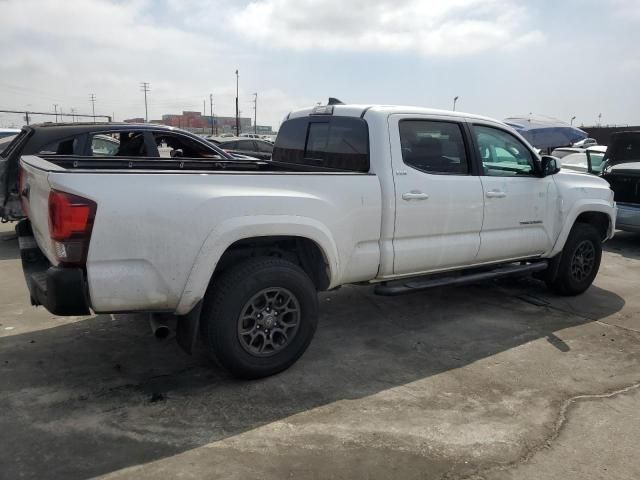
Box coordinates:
[176,301,203,355]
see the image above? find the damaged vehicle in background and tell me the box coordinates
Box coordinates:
[0,123,257,221]
[559,132,640,232]
[602,132,640,232]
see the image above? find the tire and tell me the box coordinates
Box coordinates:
[201,257,318,379]
[546,223,602,296]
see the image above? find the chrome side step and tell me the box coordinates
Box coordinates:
[374,261,549,296]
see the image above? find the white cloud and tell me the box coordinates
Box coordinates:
[0,0,302,128]
[229,0,544,56]
[609,0,640,20]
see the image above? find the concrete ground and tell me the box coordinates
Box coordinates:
[0,222,639,480]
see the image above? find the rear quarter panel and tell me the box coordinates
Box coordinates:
[47,170,382,314]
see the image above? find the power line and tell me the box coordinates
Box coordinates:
[140,82,150,122]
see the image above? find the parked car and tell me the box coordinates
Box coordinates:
[558,146,608,174]
[240,133,262,139]
[572,138,598,148]
[601,132,640,232]
[0,123,254,221]
[551,147,585,159]
[12,104,615,379]
[0,128,20,140]
[218,138,273,160]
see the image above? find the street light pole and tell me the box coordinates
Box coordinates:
[453,96,459,111]
[53,104,58,122]
[571,116,576,126]
[235,70,240,136]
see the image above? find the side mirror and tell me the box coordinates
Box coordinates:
[540,155,560,177]
[170,148,184,158]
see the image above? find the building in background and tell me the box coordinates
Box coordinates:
[125,111,261,134]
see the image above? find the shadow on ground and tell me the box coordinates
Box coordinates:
[0,224,630,479]
[605,230,640,261]
[0,227,19,261]
[0,285,625,479]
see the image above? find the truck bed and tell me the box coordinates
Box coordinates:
[20,154,383,315]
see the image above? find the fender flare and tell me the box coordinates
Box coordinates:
[175,215,340,315]
[548,199,616,257]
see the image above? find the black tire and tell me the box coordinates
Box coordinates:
[201,257,318,379]
[546,223,602,296]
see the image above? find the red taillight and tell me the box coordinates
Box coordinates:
[48,190,97,266]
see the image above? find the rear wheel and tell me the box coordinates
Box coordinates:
[201,257,318,379]
[546,223,602,296]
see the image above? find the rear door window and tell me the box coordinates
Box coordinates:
[399,120,469,174]
[273,116,369,171]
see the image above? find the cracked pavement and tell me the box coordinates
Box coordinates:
[1,223,639,480]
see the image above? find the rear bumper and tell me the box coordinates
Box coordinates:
[617,203,640,233]
[16,219,91,316]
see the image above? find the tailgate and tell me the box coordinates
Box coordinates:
[19,155,63,264]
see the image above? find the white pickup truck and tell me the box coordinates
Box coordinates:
[14,104,616,378]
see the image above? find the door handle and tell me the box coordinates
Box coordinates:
[402,191,430,201]
[486,190,506,198]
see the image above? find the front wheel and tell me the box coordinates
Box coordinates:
[546,223,602,296]
[201,257,318,379]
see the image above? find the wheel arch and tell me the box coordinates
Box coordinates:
[549,201,615,257]
[175,216,339,315]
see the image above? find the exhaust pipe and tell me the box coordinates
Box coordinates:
[149,314,171,340]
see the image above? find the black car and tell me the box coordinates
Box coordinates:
[218,139,273,160]
[601,131,640,232]
[0,123,248,221]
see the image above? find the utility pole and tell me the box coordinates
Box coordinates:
[598,113,602,126]
[53,104,58,122]
[235,70,240,136]
[140,82,150,122]
[89,93,96,121]
[453,96,459,111]
[253,92,257,134]
[210,93,214,135]
[70,108,76,122]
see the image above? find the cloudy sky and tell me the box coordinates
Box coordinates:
[0,0,638,129]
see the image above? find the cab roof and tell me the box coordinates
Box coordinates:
[287,104,506,127]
